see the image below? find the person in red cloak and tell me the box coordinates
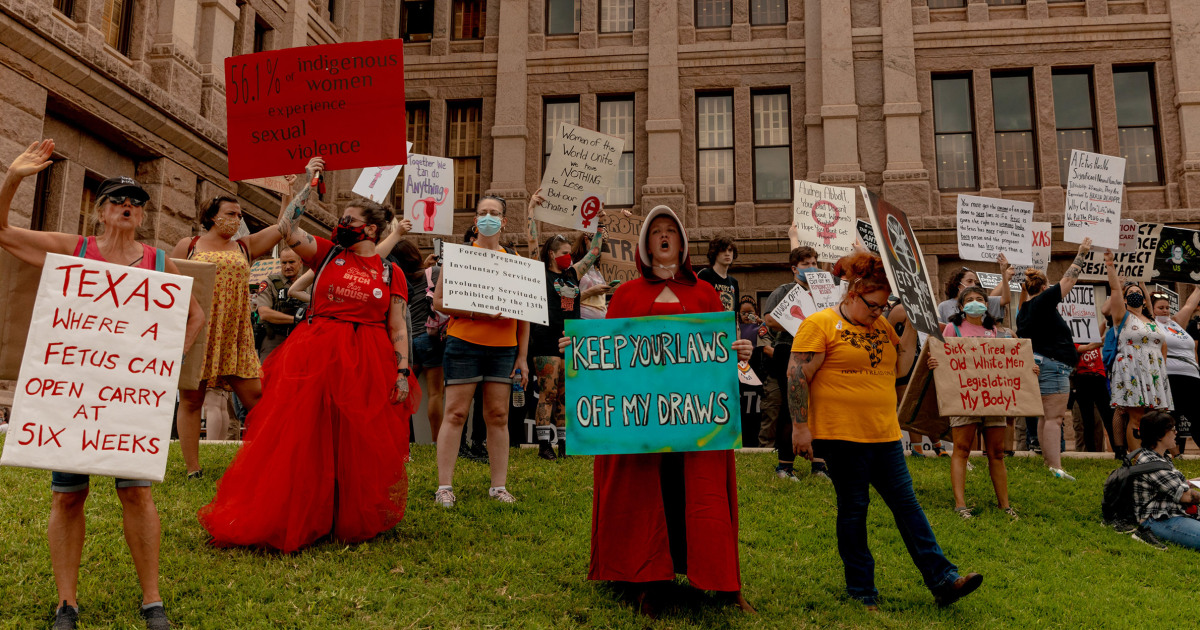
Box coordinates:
[585,205,755,615]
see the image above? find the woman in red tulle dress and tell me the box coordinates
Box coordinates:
[199,163,418,552]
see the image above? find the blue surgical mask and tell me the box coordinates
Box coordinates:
[476,214,502,237]
[795,266,820,281]
[962,301,988,317]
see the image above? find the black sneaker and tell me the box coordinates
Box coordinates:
[140,604,171,630]
[1132,527,1169,550]
[468,442,490,463]
[53,602,78,630]
[538,442,558,461]
[933,572,983,608]
[1110,519,1138,534]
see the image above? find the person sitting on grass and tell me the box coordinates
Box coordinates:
[1131,411,1200,550]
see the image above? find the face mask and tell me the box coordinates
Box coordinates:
[1125,292,1145,309]
[477,214,502,237]
[962,301,988,317]
[554,254,573,271]
[212,216,240,239]
[1156,315,1172,324]
[795,266,820,281]
[332,216,370,248]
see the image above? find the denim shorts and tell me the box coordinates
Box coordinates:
[443,336,518,385]
[1034,354,1071,395]
[51,471,152,493]
[412,331,444,369]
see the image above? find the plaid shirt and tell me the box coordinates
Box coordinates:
[1132,449,1191,523]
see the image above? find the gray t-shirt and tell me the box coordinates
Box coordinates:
[937,295,1006,324]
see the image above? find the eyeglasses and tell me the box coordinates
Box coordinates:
[858,295,886,313]
[108,196,147,207]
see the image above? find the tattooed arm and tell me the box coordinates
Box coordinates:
[1104,249,1127,325]
[570,216,606,278]
[277,157,324,262]
[1059,237,1092,294]
[388,291,410,404]
[787,350,826,461]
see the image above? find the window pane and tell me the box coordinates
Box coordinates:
[544,101,581,155]
[750,0,786,25]
[1052,72,1093,129]
[1114,70,1155,127]
[698,149,734,203]
[696,0,732,28]
[995,131,1037,188]
[447,103,482,158]
[752,93,789,146]
[406,104,429,156]
[987,0,1024,5]
[599,99,634,147]
[1057,129,1094,183]
[927,0,966,7]
[991,75,1032,132]
[53,0,74,17]
[755,146,791,201]
[609,152,635,206]
[936,133,977,190]
[1119,127,1161,184]
[401,1,434,41]
[600,0,634,33]
[548,0,581,35]
[452,0,485,39]
[101,0,129,51]
[454,158,480,210]
[933,77,973,133]
[697,95,733,149]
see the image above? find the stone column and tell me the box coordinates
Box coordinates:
[195,0,239,124]
[282,0,314,49]
[803,0,824,180]
[580,0,598,48]
[974,68,1001,198]
[148,0,203,105]
[641,0,686,217]
[1033,66,1064,213]
[818,0,864,187]
[967,0,988,23]
[731,0,750,42]
[879,0,930,213]
[1170,1,1200,207]
[488,0,531,219]
[136,158,199,249]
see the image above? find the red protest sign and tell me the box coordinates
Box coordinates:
[225,39,407,181]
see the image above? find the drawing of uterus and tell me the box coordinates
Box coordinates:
[412,187,450,231]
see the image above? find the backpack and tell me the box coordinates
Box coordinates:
[1100,452,1172,525]
[1101,312,1129,374]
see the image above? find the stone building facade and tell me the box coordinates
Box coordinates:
[2,0,1200,303]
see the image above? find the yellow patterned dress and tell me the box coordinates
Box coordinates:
[193,248,262,389]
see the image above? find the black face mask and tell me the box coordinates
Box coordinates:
[1126,292,1145,309]
[332,216,370,248]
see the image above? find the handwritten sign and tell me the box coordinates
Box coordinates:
[1152,226,1200,283]
[976,271,1020,293]
[793,181,856,262]
[1078,222,1162,282]
[243,176,292,195]
[955,194,1033,266]
[1118,219,1139,253]
[804,271,843,311]
[441,243,548,326]
[564,312,741,455]
[352,141,412,203]
[225,40,407,181]
[931,337,1043,417]
[857,219,878,253]
[0,254,193,481]
[598,213,642,283]
[769,283,818,336]
[403,153,455,235]
[737,361,762,387]
[1012,221,1051,278]
[535,123,625,231]
[1064,150,1126,249]
[862,188,944,342]
[248,258,281,295]
[1057,285,1100,343]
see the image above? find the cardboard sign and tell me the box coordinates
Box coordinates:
[793,181,856,263]
[1011,221,1051,278]
[857,219,878,253]
[535,123,625,231]
[737,361,762,386]
[1152,226,1200,283]
[1063,150,1126,249]
[242,176,292,195]
[804,271,843,311]
[403,153,455,235]
[976,271,1021,294]
[1057,285,1100,343]
[1078,223,1162,282]
[1118,219,1139,253]
[441,242,548,326]
[0,254,193,481]
[598,213,642,284]
[225,40,407,181]
[862,188,944,342]
[351,141,413,203]
[955,194,1033,266]
[170,259,216,391]
[931,337,1043,417]
[769,283,818,336]
[248,258,280,295]
[898,341,951,441]
[564,312,741,455]
[1154,284,1180,314]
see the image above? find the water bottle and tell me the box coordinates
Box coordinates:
[512,369,525,407]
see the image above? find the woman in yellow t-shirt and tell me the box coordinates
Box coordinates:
[787,251,982,610]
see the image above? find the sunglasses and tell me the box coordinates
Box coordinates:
[108,196,147,207]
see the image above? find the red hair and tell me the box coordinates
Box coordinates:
[833,252,891,297]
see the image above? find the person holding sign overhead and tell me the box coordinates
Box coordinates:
[1149,289,1200,453]
[788,251,982,610]
[937,257,1013,325]
[199,158,419,552]
[0,140,205,630]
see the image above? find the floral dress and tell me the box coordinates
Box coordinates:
[1110,315,1173,410]
[193,248,262,388]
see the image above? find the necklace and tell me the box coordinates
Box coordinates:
[838,306,865,328]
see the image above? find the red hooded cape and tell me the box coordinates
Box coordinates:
[587,208,741,592]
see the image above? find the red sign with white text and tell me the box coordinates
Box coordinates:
[225,39,407,181]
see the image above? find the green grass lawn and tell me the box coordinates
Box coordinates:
[1,444,1197,629]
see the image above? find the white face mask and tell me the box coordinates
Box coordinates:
[1156,315,1172,324]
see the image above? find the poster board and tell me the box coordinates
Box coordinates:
[535,123,624,231]
[898,342,950,441]
[0,254,193,481]
[976,271,1021,294]
[171,259,216,391]
[931,337,1044,417]
[564,312,741,455]
[248,257,280,295]
[242,176,292,195]
[804,271,843,311]
[1011,221,1051,277]
[857,219,878,253]
[955,194,1034,266]
[769,283,818,336]
[1077,223,1162,282]
[792,181,857,262]
[1057,285,1101,343]
[403,153,455,235]
[441,242,548,326]
[1152,226,1200,283]
[598,213,642,284]
[1154,284,1180,314]
[1063,149,1126,249]
[862,188,944,342]
[351,140,413,203]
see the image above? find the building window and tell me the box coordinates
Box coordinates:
[599,0,634,33]
[696,93,734,204]
[547,0,581,35]
[31,162,53,232]
[452,0,485,40]
[987,0,1024,5]
[1052,69,1095,184]
[53,0,74,19]
[992,71,1038,189]
[1114,66,1163,185]
[447,101,483,211]
[544,99,581,170]
[599,96,635,207]
[750,0,786,25]
[407,102,429,156]
[927,0,966,7]
[252,18,271,53]
[100,0,133,55]
[752,91,791,201]
[401,1,434,42]
[932,74,977,191]
[327,0,337,23]
[695,0,732,28]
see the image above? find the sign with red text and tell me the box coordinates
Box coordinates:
[931,337,1043,417]
[404,153,455,235]
[1057,285,1100,343]
[535,123,625,231]
[1064,150,1125,249]
[1,254,193,481]
[225,39,407,181]
[768,283,818,336]
[1011,221,1051,278]
[794,181,856,263]
[804,271,843,311]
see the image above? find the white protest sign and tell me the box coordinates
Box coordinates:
[1118,219,1139,253]
[1056,285,1100,343]
[976,271,1021,293]
[243,176,293,195]
[804,271,844,311]
[441,242,548,326]
[955,194,1033,266]
[793,181,856,263]
[351,141,413,203]
[0,254,193,481]
[770,284,819,336]
[1011,221,1051,278]
[1155,284,1180,314]
[403,153,455,235]
[1064,149,1126,249]
[536,123,624,231]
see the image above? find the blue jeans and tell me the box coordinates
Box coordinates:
[1034,354,1071,395]
[1143,516,1200,550]
[815,439,960,604]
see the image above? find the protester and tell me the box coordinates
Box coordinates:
[431,195,529,506]
[1150,289,1200,453]
[937,258,1012,324]
[386,237,447,442]
[574,232,614,320]
[698,236,739,312]
[0,140,204,630]
[738,296,764,344]
[1104,251,1173,452]
[1073,326,1118,457]
[1016,239,1092,480]
[928,286,1019,520]
[788,250,981,609]
[252,247,306,361]
[1130,411,1200,550]
[199,160,418,552]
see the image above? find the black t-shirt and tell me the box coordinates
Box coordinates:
[1016,283,1077,366]
[530,267,581,357]
[698,267,739,313]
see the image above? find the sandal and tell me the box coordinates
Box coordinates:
[954,506,974,520]
[1002,506,1019,520]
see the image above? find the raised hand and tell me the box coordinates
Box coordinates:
[7,139,54,180]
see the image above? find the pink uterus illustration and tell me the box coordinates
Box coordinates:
[412,187,449,231]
